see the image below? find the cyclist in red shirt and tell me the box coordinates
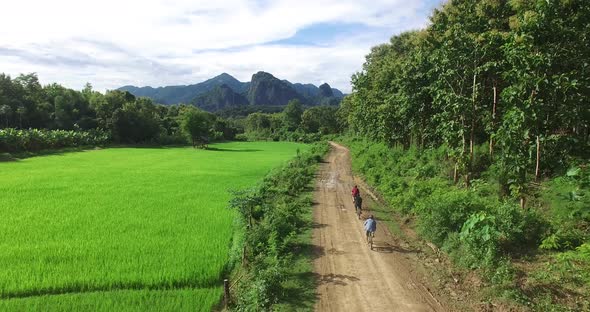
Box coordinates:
[351,185,360,202]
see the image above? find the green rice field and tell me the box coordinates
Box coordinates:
[0,141,308,311]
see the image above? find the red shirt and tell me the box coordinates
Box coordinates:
[352,186,359,197]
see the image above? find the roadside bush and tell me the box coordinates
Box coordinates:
[531,242,590,311]
[442,202,547,272]
[540,228,586,251]
[415,189,487,246]
[555,242,590,285]
[494,203,548,253]
[230,142,328,310]
[394,177,450,214]
[541,165,590,251]
[457,211,502,269]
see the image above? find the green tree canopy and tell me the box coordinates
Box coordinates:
[282,99,303,131]
[180,107,215,148]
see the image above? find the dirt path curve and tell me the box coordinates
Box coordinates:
[313,142,447,312]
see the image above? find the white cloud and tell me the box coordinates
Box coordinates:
[0,0,443,93]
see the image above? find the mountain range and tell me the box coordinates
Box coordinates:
[118,72,344,111]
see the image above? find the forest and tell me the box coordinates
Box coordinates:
[343,0,589,197]
[337,0,589,309]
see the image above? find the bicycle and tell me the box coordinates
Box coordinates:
[353,196,363,220]
[367,231,375,250]
[364,215,376,250]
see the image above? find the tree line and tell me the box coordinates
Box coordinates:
[238,99,343,142]
[0,73,242,150]
[341,0,590,205]
[0,72,344,151]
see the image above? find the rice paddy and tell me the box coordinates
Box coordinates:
[0,141,308,311]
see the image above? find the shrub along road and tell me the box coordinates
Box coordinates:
[312,142,447,312]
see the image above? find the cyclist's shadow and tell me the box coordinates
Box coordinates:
[371,241,420,254]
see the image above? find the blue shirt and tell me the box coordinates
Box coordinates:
[364,218,376,232]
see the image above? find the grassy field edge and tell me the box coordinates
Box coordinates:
[225,142,329,311]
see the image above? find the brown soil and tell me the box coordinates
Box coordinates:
[312,142,453,311]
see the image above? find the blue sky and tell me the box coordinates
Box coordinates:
[269,22,375,46]
[0,0,444,93]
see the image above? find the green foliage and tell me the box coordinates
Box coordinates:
[282,99,303,131]
[0,128,109,152]
[416,189,487,246]
[244,112,275,133]
[216,105,285,119]
[540,229,586,252]
[180,108,215,148]
[110,99,161,143]
[300,105,340,135]
[342,0,590,192]
[0,73,240,147]
[530,243,590,310]
[452,203,547,271]
[540,164,590,251]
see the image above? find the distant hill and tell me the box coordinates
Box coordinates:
[247,72,306,106]
[284,81,344,98]
[192,84,249,111]
[118,72,345,111]
[119,73,248,105]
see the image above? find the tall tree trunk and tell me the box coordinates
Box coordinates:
[453,162,459,184]
[470,123,475,168]
[490,84,497,157]
[466,73,477,187]
[520,196,526,209]
[420,134,424,150]
[461,114,467,185]
[535,135,541,182]
[470,73,477,167]
[420,117,426,150]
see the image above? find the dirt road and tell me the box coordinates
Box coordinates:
[313,142,447,312]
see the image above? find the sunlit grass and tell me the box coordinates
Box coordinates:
[0,288,221,312]
[0,141,308,310]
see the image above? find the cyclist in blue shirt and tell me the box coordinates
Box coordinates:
[363,215,377,244]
